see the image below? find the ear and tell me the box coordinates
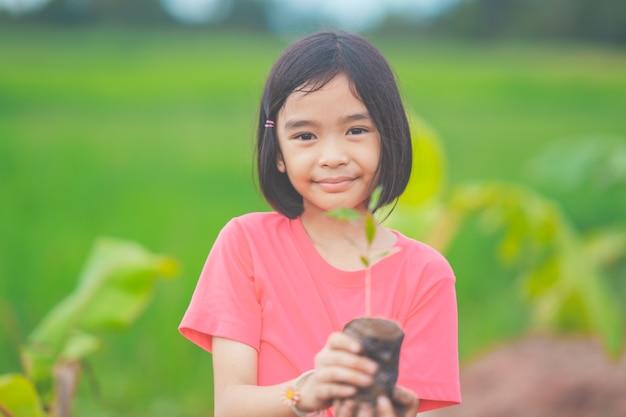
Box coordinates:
[276,153,286,173]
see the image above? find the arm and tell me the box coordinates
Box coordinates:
[212,333,380,417]
[212,337,291,417]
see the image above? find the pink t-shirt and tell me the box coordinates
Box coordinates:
[179,212,460,412]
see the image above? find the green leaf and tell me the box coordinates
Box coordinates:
[360,256,370,268]
[371,247,401,263]
[59,331,101,361]
[365,214,376,245]
[522,257,560,301]
[326,208,362,221]
[560,241,624,356]
[368,185,383,212]
[584,227,626,267]
[527,136,626,191]
[0,374,48,417]
[397,113,447,207]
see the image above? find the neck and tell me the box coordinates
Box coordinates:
[299,206,397,272]
[300,207,368,246]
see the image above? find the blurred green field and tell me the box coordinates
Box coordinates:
[1,27,625,416]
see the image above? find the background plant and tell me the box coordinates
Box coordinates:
[390,117,626,357]
[0,238,177,417]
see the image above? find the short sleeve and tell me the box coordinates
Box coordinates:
[398,253,461,412]
[179,219,262,352]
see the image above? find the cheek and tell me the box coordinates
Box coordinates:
[363,141,382,173]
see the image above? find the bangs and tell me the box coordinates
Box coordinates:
[295,71,363,103]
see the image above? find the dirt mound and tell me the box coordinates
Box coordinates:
[428,334,626,417]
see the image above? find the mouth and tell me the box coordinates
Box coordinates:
[314,176,355,192]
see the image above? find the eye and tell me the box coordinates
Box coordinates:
[347,127,367,135]
[295,133,316,141]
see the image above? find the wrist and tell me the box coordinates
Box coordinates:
[282,370,321,417]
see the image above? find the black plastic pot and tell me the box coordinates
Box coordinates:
[338,317,405,417]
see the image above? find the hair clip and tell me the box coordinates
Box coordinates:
[265,120,275,128]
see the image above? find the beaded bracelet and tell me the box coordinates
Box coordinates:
[282,370,321,417]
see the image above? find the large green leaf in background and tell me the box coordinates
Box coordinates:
[398,113,447,208]
[388,112,450,243]
[526,136,626,230]
[19,237,178,408]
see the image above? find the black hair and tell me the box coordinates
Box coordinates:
[256,31,412,219]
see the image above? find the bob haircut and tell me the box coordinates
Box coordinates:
[256,31,412,219]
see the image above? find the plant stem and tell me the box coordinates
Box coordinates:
[0,404,14,417]
[364,215,374,318]
[365,266,372,318]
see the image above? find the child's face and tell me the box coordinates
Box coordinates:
[276,73,380,216]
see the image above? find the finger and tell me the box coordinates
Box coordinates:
[334,398,357,417]
[314,365,375,388]
[326,331,363,353]
[299,380,357,411]
[317,333,379,376]
[312,381,357,402]
[391,387,420,414]
[376,396,395,417]
[315,348,378,375]
[356,401,375,417]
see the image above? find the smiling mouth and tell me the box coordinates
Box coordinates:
[314,177,355,192]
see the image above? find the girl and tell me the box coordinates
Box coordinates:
[180,31,460,417]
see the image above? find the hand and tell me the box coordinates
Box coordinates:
[296,332,379,412]
[381,386,420,417]
[332,386,419,417]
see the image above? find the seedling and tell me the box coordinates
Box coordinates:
[327,186,405,415]
[326,185,398,317]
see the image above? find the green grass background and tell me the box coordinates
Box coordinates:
[1,27,625,416]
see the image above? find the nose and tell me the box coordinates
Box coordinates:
[318,137,349,168]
